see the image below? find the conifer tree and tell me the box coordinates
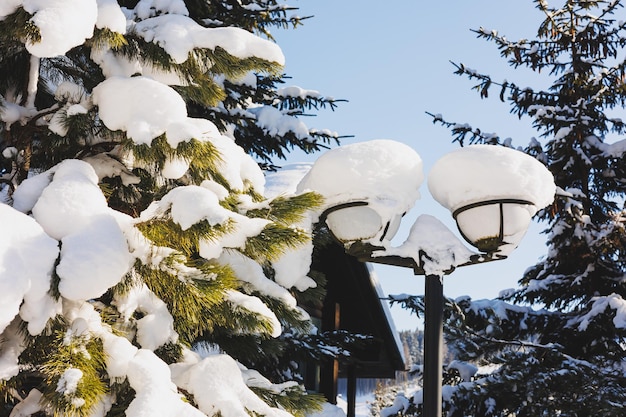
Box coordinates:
[393,1,626,415]
[0,1,338,416]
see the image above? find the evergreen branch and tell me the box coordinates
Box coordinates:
[206,103,343,164]
[451,61,558,106]
[89,27,128,51]
[136,217,235,257]
[220,193,246,212]
[246,192,323,224]
[245,185,266,203]
[43,49,105,91]
[192,71,347,163]
[174,79,227,108]
[116,34,228,107]
[118,34,283,107]
[243,223,310,262]
[126,136,225,187]
[39,329,108,417]
[136,258,237,344]
[259,295,311,332]
[389,294,565,354]
[0,7,41,45]
[195,1,310,39]
[250,385,325,417]
[475,2,626,74]
[536,0,574,41]
[176,138,224,185]
[425,111,503,146]
[472,26,564,72]
[450,58,626,138]
[220,295,277,336]
[275,88,348,112]
[300,330,375,360]
[452,324,563,352]
[208,46,283,79]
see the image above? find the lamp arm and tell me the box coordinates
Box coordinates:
[345,241,426,274]
[346,241,507,276]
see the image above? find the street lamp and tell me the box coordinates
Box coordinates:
[298,140,555,417]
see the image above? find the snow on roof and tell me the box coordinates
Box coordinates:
[366,264,407,365]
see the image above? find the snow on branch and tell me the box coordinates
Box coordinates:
[569,293,626,331]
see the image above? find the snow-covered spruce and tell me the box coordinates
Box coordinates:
[0,1,332,416]
[396,2,626,416]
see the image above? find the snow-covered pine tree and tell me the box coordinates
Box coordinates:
[0,1,338,416]
[393,1,626,415]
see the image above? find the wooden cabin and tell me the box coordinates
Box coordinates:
[305,241,407,417]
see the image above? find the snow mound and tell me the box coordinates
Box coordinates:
[297,139,423,244]
[92,76,189,146]
[24,0,98,58]
[428,145,555,254]
[171,354,293,417]
[428,144,555,213]
[133,14,284,65]
[0,204,59,335]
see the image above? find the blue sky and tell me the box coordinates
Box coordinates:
[273,1,553,330]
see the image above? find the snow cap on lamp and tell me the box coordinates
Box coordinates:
[427,144,556,254]
[297,139,424,244]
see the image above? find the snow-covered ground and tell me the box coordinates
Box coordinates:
[339,394,376,417]
[310,394,375,417]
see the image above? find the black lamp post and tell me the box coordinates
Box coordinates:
[319,196,534,417]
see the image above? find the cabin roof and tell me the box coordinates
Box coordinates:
[314,241,407,378]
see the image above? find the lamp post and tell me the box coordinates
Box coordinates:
[319,205,517,417]
[298,141,556,417]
